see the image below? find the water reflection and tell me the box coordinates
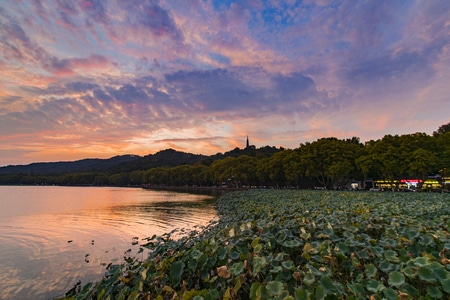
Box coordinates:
[0,186,217,300]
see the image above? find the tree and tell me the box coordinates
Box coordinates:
[433,121,450,136]
[297,137,362,189]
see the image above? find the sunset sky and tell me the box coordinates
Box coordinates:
[1,0,449,166]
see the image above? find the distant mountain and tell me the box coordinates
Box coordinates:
[0,155,141,175]
[0,146,283,175]
[109,149,208,172]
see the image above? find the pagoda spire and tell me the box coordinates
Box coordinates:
[246,136,249,148]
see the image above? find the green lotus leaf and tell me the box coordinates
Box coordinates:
[420,234,434,246]
[405,229,420,240]
[315,284,326,299]
[343,223,358,233]
[385,255,400,264]
[303,272,315,286]
[250,282,262,300]
[266,281,284,296]
[253,256,267,274]
[281,260,294,270]
[388,271,405,287]
[401,266,416,278]
[434,230,449,242]
[383,288,399,300]
[403,283,420,298]
[191,249,202,259]
[427,286,442,299]
[319,275,336,294]
[343,231,354,239]
[197,253,208,268]
[253,243,263,253]
[368,245,383,258]
[384,250,397,257]
[192,296,204,300]
[283,239,302,248]
[170,260,185,286]
[251,237,261,248]
[295,287,312,300]
[366,279,386,293]
[276,230,288,242]
[441,278,450,293]
[385,228,397,237]
[379,260,395,273]
[347,282,365,297]
[417,266,437,283]
[217,247,227,260]
[229,261,244,276]
[414,256,430,267]
[430,264,450,283]
[229,251,240,260]
[188,258,197,271]
[270,265,283,273]
[335,242,350,255]
[364,264,377,278]
[275,252,285,261]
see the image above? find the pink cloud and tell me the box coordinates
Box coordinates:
[49,54,110,76]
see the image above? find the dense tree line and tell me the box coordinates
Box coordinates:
[1,123,449,190]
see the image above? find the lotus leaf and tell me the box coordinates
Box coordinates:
[427,286,443,299]
[229,262,244,276]
[319,275,336,294]
[253,256,267,274]
[281,260,294,270]
[442,278,450,293]
[414,256,430,267]
[388,271,405,287]
[295,286,312,300]
[229,251,240,260]
[364,264,377,278]
[265,281,284,296]
[401,266,416,279]
[303,272,315,285]
[347,282,365,298]
[59,190,450,300]
[366,279,386,293]
[383,288,399,300]
[170,260,185,286]
[379,260,396,273]
[417,266,437,283]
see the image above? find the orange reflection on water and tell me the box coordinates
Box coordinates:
[0,186,217,300]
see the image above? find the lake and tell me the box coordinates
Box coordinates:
[0,186,217,300]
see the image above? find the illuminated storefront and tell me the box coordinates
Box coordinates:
[399,179,422,189]
[374,177,446,191]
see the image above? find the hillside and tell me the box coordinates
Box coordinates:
[0,155,141,175]
[0,146,282,175]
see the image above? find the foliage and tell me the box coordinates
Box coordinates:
[1,122,450,189]
[57,190,450,299]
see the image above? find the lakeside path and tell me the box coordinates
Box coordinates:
[58,190,450,299]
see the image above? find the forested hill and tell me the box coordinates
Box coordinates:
[0,146,281,175]
[0,155,140,175]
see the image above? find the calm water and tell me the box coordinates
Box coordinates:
[0,186,217,300]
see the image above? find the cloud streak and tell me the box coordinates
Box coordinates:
[0,0,449,165]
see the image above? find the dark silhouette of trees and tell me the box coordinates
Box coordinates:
[1,122,449,190]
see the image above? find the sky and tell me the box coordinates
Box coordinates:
[0,0,449,166]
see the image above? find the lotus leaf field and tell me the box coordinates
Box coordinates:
[60,190,450,300]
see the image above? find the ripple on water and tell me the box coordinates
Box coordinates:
[0,187,217,300]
